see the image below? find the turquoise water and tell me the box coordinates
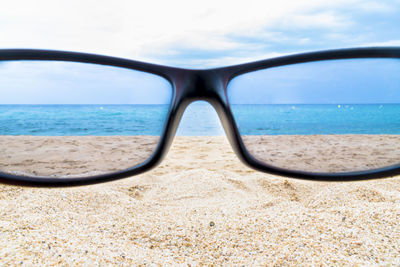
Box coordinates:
[231,104,400,135]
[0,103,399,136]
[0,105,170,136]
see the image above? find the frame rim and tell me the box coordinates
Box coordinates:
[220,47,400,182]
[0,49,182,186]
[0,47,399,186]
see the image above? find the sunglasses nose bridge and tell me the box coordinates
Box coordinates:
[174,70,227,105]
[162,70,229,152]
[170,70,245,161]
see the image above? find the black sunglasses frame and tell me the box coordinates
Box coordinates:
[0,47,399,187]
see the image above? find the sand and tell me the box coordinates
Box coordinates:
[1,134,400,177]
[0,136,160,177]
[0,136,400,265]
[243,134,400,172]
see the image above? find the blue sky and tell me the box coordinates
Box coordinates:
[228,58,400,104]
[0,61,172,104]
[0,1,399,104]
[1,0,399,67]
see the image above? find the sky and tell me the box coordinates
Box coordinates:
[1,0,400,68]
[0,61,172,104]
[228,58,400,104]
[0,0,399,105]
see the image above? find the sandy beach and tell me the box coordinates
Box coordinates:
[0,136,400,265]
[1,135,400,177]
[0,136,160,177]
[243,134,400,172]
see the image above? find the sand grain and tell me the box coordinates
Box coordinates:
[1,137,400,265]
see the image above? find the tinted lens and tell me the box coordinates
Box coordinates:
[0,61,172,178]
[228,58,400,173]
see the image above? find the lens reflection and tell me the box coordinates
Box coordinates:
[0,61,172,178]
[228,58,400,173]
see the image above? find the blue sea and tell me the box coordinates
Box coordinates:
[0,102,399,136]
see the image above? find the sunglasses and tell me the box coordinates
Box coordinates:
[0,47,399,186]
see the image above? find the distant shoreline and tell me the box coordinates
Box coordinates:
[1,103,400,136]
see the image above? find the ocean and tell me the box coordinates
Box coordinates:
[0,102,399,136]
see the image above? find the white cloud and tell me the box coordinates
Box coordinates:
[356,1,396,13]
[175,52,288,69]
[0,0,398,67]
[361,40,400,47]
[280,11,352,29]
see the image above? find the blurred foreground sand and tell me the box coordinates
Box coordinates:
[1,136,399,265]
